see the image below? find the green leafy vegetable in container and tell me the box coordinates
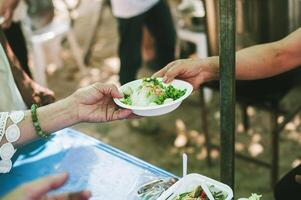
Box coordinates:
[238,193,262,200]
[172,185,228,200]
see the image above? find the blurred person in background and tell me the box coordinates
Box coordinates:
[110,0,176,84]
[154,27,301,200]
[0,0,55,110]
[1,0,31,76]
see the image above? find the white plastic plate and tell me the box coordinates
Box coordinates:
[157,173,233,200]
[114,79,193,116]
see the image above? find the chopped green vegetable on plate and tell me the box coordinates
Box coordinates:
[120,77,187,106]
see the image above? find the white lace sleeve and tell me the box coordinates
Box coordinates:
[0,111,24,173]
[0,112,9,142]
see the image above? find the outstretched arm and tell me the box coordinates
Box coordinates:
[1,83,132,147]
[154,28,301,89]
[235,28,301,79]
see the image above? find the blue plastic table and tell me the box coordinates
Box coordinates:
[0,129,175,199]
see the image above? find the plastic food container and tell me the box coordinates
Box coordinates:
[157,173,233,200]
[114,79,193,116]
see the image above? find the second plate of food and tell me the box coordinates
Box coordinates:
[114,77,193,116]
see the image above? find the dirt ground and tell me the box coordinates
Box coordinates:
[46,2,301,199]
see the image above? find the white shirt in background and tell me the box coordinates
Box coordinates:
[0,44,27,112]
[110,0,159,18]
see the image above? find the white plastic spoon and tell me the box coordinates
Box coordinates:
[200,181,215,200]
[182,153,187,177]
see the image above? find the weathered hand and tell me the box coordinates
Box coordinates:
[153,58,219,89]
[2,173,91,200]
[71,83,133,123]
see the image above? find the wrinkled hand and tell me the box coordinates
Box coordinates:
[0,0,19,29]
[2,173,91,200]
[71,83,133,123]
[153,58,219,89]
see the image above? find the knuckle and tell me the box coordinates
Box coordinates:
[94,82,103,88]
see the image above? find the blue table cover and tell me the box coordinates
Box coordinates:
[0,129,175,199]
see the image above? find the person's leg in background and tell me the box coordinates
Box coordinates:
[117,15,144,85]
[274,164,301,199]
[142,26,155,63]
[4,22,32,77]
[144,0,176,71]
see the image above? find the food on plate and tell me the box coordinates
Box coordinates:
[120,78,187,106]
[137,178,178,200]
[172,185,228,200]
[238,193,262,200]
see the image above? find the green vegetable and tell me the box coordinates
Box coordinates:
[247,194,262,200]
[120,78,187,106]
[121,94,132,105]
[172,185,228,200]
[145,79,186,105]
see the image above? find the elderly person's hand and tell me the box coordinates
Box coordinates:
[0,0,20,29]
[70,83,132,122]
[2,173,91,200]
[153,58,219,90]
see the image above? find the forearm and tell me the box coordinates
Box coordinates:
[205,34,301,80]
[1,96,78,147]
[235,41,288,80]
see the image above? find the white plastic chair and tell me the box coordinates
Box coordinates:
[23,0,86,87]
[177,0,212,103]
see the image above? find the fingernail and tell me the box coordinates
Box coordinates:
[118,91,124,97]
[162,76,168,82]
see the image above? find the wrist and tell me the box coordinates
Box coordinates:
[61,96,80,125]
[35,96,79,134]
[202,56,220,82]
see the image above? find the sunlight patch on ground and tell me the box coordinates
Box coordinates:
[248,143,263,157]
[292,159,301,168]
[285,122,297,131]
[174,119,189,148]
[235,142,245,152]
[251,133,262,143]
[174,134,188,148]
[196,147,207,161]
[237,123,245,133]
[277,116,284,124]
[247,106,256,117]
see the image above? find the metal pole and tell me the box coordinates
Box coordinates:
[219,0,236,191]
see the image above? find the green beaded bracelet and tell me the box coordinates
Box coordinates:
[31,104,49,139]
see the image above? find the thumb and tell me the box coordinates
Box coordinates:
[26,172,69,198]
